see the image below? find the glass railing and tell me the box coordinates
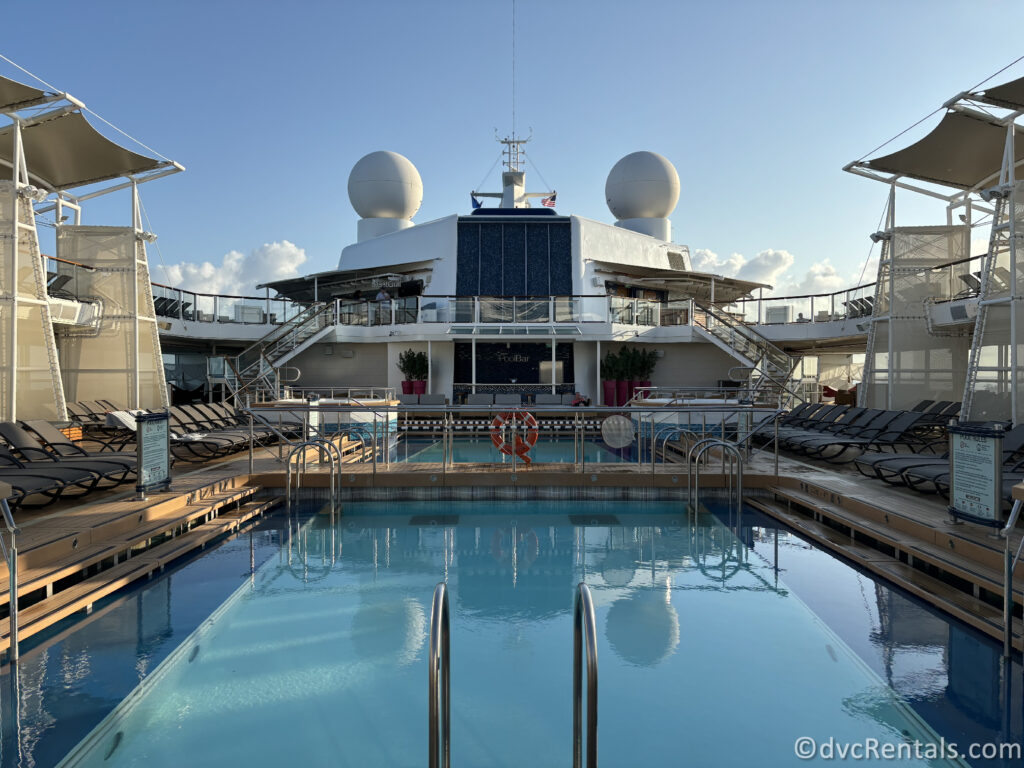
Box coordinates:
[148,283,305,325]
[729,253,985,324]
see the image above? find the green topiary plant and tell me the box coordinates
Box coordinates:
[411,351,429,381]
[398,349,418,380]
[601,350,620,381]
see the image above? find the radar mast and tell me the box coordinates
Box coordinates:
[471,133,554,209]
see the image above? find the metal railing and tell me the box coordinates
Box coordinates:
[573,582,598,768]
[150,282,304,325]
[285,440,340,512]
[251,401,781,475]
[690,440,744,516]
[1,497,18,664]
[429,582,451,768]
[1002,499,1023,657]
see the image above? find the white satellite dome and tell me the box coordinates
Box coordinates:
[347,150,423,219]
[605,151,680,220]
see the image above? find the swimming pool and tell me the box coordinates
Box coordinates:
[395,436,628,464]
[31,499,1016,767]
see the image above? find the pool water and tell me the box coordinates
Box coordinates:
[396,436,629,464]
[37,500,1019,767]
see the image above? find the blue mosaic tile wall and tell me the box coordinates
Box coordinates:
[456,219,572,296]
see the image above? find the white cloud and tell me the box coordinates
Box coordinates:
[693,245,881,299]
[155,240,308,296]
[690,247,794,287]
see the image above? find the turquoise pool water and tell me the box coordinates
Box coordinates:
[55,501,975,767]
[397,436,628,463]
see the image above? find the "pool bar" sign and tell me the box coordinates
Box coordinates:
[947,424,1003,526]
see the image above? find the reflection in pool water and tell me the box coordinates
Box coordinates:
[3,500,1021,767]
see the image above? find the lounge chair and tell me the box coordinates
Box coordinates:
[535,394,561,405]
[797,411,931,464]
[418,394,448,406]
[0,448,104,499]
[0,422,134,485]
[495,394,523,406]
[782,408,876,452]
[781,407,868,445]
[465,394,494,406]
[21,420,138,470]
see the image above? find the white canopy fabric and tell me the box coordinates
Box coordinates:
[863,110,1024,190]
[0,107,165,190]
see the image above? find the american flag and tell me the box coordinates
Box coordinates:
[541,192,557,208]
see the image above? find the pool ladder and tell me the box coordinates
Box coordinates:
[285,439,342,512]
[428,581,599,768]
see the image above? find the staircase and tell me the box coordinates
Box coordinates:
[691,300,802,405]
[220,302,336,403]
[962,193,1011,420]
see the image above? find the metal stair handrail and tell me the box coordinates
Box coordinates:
[429,582,451,768]
[693,300,792,372]
[573,582,598,768]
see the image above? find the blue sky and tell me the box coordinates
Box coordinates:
[4,1,1024,296]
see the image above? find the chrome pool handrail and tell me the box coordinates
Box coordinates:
[304,438,342,503]
[285,440,339,512]
[692,440,745,516]
[573,582,598,768]
[1,497,19,664]
[687,437,724,506]
[652,427,703,476]
[429,582,451,768]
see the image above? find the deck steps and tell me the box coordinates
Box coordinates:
[747,495,1023,651]
[0,486,267,601]
[0,496,280,654]
[0,485,260,603]
[767,485,1023,603]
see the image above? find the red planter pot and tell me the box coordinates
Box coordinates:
[401,380,414,395]
[616,380,629,407]
[638,380,651,398]
[412,380,427,395]
[602,380,616,407]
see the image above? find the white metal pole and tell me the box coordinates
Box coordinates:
[7,121,20,421]
[471,337,477,394]
[428,339,433,393]
[551,341,556,394]
[1007,126,1018,423]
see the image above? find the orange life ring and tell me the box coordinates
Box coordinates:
[490,528,540,568]
[489,410,539,464]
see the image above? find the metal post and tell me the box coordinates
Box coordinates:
[1,498,19,664]
[551,341,557,395]
[1002,499,1022,657]
[248,412,254,475]
[429,582,451,768]
[372,411,378,477]
[573,582,598,768]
